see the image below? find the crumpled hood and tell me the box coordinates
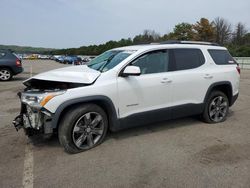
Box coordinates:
[24,65,101,85]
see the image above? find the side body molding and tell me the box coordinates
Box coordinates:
[51,82,236,132]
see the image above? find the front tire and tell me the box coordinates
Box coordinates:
[202,91,229,123]
[58,104,108,154]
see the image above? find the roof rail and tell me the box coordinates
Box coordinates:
[159,40,220,46]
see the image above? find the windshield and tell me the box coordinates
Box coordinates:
[87,50,135,72]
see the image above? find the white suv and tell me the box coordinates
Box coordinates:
[13,41,240,153]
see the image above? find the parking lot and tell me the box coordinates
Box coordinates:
[0,60,250,188]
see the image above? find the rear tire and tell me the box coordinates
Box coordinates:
[202,91,229,123]
[0,68,13,81]
[58,104,108,154]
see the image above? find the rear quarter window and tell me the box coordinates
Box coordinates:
[170,48,205,71]
[12,53,20,59]
[208,49,236,65]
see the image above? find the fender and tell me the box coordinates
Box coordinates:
[51,95,120,131]
[203,81,233,105]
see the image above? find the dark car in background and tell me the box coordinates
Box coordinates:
[0,50,23,81]
[64,55,82,64]
[56,56,65,63]
[53,55,90,65]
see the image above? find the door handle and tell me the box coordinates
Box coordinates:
[161,78,172,83]
[204,74,213,79]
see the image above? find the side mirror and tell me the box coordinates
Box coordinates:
[121,66,141,77]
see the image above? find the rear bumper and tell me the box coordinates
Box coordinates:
[230,93,239,106]
[12,66,23,75]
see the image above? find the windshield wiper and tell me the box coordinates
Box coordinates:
[99,55,115,72]
[87,59,109,70]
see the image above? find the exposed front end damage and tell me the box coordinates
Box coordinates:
[12,65,100,136]
[12,79,86,136]
[13,99,54,136]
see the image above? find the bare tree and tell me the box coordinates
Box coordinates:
[133,29,161,44]
[143,30,161,41]
[232,22,248,45]
[214,17,232,45]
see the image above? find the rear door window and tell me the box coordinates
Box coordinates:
[169,48,205,71]
[208,49,236,65]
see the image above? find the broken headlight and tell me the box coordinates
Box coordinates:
[21,90,66,108]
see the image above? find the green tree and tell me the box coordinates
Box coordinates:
[51,17,250,57]
[242,33,250,45]
[170,22,195,40]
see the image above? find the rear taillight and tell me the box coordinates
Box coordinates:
[16,59,22,67]
[236,65,240,74]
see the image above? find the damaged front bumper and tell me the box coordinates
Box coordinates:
[12,114,23,131]
[12,76,83,136]
[13,103,54,136]
[12,91,56,136]
[12,105,53,136]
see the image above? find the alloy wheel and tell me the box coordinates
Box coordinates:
[72,112,104,149]
[0,69,11,81]
[208,96,228,122]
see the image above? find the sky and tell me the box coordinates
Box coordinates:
[0,0,250,49]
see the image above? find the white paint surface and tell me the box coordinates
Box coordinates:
[22,143,33,188]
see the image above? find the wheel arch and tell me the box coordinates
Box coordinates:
[51,95,119,131]
[204,81,234,106]
[0,66,13,73]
